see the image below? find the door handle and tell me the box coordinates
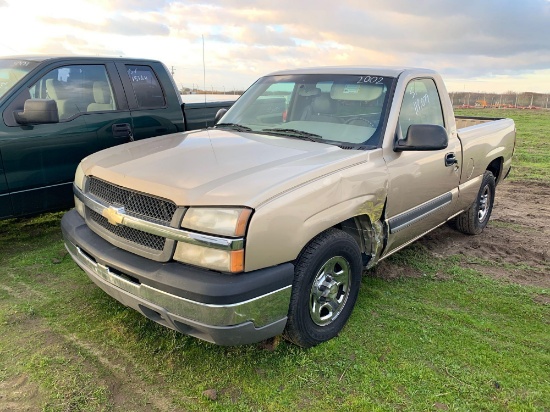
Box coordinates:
[445,152,458,167]
[112,123,134,141]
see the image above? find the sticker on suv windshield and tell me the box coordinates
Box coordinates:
[343,84,360,94]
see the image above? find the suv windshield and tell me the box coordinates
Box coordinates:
[217,73,395,147]
[0,59,39,99]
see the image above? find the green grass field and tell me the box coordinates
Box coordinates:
[1,109,548,411]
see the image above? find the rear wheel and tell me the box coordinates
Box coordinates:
[283,229,362,348]
[455,171,496,235]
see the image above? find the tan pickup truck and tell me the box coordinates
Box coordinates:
[61,67,516,347]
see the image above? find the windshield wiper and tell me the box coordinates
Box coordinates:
[260,128,322,142]
[215,123,253,132]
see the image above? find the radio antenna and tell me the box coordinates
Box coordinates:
[202,35,206,106]
[203,34,217,160]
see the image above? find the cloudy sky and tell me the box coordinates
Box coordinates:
[1,0,549,93]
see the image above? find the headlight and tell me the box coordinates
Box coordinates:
[74,163,85,190]
[174,243,244,273]
[181,207,252,237]
[175,207,252,273]
[74,196,85,218]
[74,163,86,217]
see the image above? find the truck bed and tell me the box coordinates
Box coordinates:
[456,116,515,187]
[455,115,506,130]
[183,99,237,130]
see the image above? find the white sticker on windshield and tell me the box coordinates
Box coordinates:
[343,84,360,94]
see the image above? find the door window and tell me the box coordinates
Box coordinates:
[125,65,165,109]
[398,78,444,137]
[29,65,116,121]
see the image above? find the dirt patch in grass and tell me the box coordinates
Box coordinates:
[0,374,43,412]
[533,294,550,305]
[0,311,182,412]
[417,181,549,288]
[370,259,424,280]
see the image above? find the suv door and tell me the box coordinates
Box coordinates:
[1,61,129,216]
[0,151,11,217]
[116,62,183,140]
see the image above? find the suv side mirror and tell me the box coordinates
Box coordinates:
[214,108,227,124]
[394,124,448,152]
[14,99,59,125]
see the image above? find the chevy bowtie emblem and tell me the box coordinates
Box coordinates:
[102,206,125,226]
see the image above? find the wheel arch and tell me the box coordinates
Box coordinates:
[486,156,504,184]
[331,213,386,268]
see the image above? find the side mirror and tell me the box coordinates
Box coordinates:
[214,108,227,124]
[394,124,448,152]
[14,99,59,125]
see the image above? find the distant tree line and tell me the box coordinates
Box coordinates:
[450,91,550,108]
[180,86,245,95]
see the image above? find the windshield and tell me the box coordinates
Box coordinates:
[0,59,39,99]
[217,73,395,148]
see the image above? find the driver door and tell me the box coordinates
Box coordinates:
[1,63,123,216]
[383,78,462,255]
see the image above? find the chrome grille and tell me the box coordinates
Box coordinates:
[89,209,166,251]
[88,177,177,225]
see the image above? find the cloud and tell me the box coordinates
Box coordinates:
[187,0,550,69]
[104,16,170,36]
[3,0,550,92]
[40,15,169,37]
[156,0,549,91]
[229,25,296,47]
[96,0,171,11]
[32,35,125,57]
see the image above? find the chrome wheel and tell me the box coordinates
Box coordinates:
[454,171,496,235]
[309,256,351,326]
[478,185,492,222]
[284,229,362,347]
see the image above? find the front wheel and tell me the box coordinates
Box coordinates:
[455,171,496,235]
[283,229,362,348]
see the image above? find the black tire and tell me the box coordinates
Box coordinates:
[283,228,362,348]
[455,171,496,235]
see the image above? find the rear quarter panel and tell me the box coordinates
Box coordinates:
[456,118,515,209]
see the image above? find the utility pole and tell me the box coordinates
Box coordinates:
[171,66,175,76]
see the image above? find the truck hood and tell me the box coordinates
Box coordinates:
[81,129,368,207]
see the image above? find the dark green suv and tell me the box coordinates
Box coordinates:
[0,56,233,219]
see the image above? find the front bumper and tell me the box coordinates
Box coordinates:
[61,210,294,345]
